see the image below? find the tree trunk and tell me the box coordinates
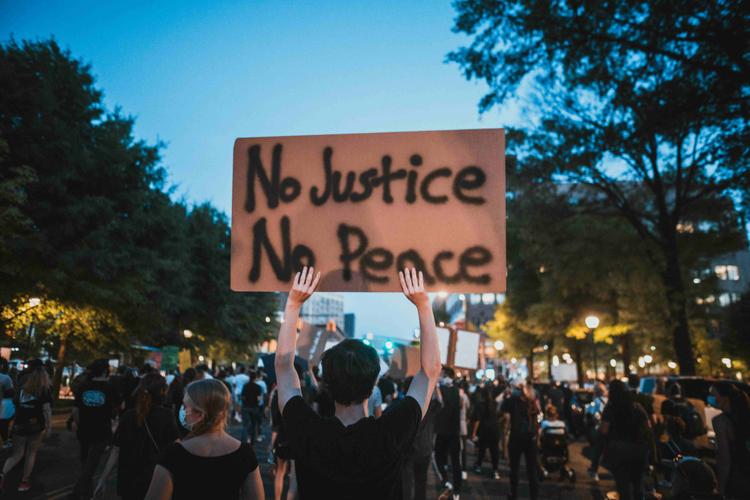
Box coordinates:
[662,239,696,374]
[52,335,67,402]
[621,332,632,375]
[574,340,584,386]
[527,349,534,380]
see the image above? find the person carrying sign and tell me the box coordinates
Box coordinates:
[275,267,442,500]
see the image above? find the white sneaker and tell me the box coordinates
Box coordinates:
[588,469,599,482]
[452,494,460,500]
[461,471,468,480]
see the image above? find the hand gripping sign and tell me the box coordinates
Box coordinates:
[231,129,505,292]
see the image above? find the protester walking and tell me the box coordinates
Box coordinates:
[434,367,463,498]
[0,363,51,493]
[710,383,750,499]
[241,371,263,444]
[600,379,651,500]
[95,373,179,499]
[70,359,117,499]
[402,377,442,500]
[145,378,264,499]
[501,380,541,500]
[471,384,501,479]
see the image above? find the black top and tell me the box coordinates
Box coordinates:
[473,396,501,438]
[602,402,649,443]
[241,382,262,409]
[408,398,442,458]
[15,388,52,435]
[158,441,258,500]
[283,395,421,500]
[435,385,461,436]
[114,407,179,498]
[75,379,116,442]
[501,393,539,439]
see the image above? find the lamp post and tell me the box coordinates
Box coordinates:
[585,315,600,380]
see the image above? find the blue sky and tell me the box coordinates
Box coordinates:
[2,0,523,340]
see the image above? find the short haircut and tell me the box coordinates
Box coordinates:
[89,359,109,377]
[442,367,455,379]
[321,339,380,405]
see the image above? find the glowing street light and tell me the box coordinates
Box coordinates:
[494,340,505,351]
[29,297,41,307]
[609,359,617,368]
[722,358,732,368]
[585,315,600,378]
[585,315,600,329]
[644,354,653,363]
[667,361,678,369]
[265,316,271,323]
[183,329,194,339]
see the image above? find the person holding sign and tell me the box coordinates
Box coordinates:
[275,267,442,500]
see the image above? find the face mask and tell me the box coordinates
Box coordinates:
[179,405,194,430]
[707,395,717,408]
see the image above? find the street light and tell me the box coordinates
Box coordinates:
[584,315,600,379]
[183,329,194,339]
[494,340,504,351]
[28,298,41,307]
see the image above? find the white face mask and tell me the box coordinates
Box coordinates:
[179,405,195,430]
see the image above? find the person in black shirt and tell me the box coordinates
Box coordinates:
[276,267,441,500]
[145,378,263,499]
[70,359,116,499]
[241,372,263,444]
[471,384,501,478]
[402,377,442,500]
[501,380,541,500]
[434,367,463,496]
[95,373,179,499]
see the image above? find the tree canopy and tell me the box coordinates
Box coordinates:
[450,1,750,374]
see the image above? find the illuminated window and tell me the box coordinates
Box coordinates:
[481,293,495,305]
[715,265,740,281]
[719,293,731,307]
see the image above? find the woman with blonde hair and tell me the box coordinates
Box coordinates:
[145,378,264,500]
[0,364,52,493]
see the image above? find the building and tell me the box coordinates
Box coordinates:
[300,292,345,331]
[445,293,506,329]
[344,313,356,338]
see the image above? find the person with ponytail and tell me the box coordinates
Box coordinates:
[94,372,178,499]
[145,378,264,500]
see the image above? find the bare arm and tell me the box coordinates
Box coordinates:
[144,465,173,500]
[240,467,264,500]
[275,267,321,414]
[399,268,442,418]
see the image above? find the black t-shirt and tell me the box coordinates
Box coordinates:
[501,393,539,439]
[15,388,52,435]
[282,395,422,500]
[158,441,258,500]
[241,382,261,409]
[114,407,179,498]
[75,378,115,442]
[378,378,396,401]
[602,402,649,443]
[435,385,461,436]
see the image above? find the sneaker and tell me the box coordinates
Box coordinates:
[493,471,501,480]
[18,480,31,492]
[444,481,453,491]
[461,470,468,480]
[452,494,460,500]
[588,469,599,482]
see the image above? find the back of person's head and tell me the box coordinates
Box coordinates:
[183,367,197,385]
[545,404,559,420]
[714,383,750,432]
[321,339,379,406]
[442,367,455,380]
[184,378,231,437]
[89,359,109,378]
[249,370,258,381]
[237,365,245,374]
[607,379,633,421]
[22,366,51,397]
[135,372,168,426]
[671,456,719,499]
[0,357,8,374]
[627,373,640,390]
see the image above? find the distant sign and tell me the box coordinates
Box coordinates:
[454,329,480,370]
[436,327,451,365]
[231,129,506,292]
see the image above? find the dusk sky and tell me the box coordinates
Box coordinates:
[2,1,522,340]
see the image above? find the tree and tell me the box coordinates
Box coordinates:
[449,1,750,374]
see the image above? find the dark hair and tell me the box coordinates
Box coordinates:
[89,359,109,378]
[627,372,640,390]
[321,339,380,405]
[135,373,167,427]
[607,379,634,423]
[442,367,455,379]
[714,383,750,444]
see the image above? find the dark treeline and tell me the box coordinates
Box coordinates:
[0,39,277,377]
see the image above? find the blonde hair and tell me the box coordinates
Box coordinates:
[184,378,231,438]
[23,367,51,398]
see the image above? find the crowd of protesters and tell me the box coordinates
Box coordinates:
[0,269,747,499]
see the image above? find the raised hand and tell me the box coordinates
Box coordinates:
[398,268,429,308]
[287,266,321,307]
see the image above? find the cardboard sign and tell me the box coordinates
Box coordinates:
[454,329,481,370]
[231,129,505,292]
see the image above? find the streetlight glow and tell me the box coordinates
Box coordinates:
[609,359,617,368]
[494,340,504,351]
[722,358,732,368]
[265,316,271,323]
[29,297,41,307]
[644,354,653,363]
[584,315,600,329]
[667,361,677,369]
[183,329,193,339]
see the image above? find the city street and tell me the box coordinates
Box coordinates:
[1,411,618,500]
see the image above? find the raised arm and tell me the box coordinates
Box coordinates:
[274,266,321,413]
[399,268,442,418]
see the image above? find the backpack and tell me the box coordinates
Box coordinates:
[674,401,705,439]
[15,390,46,435]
